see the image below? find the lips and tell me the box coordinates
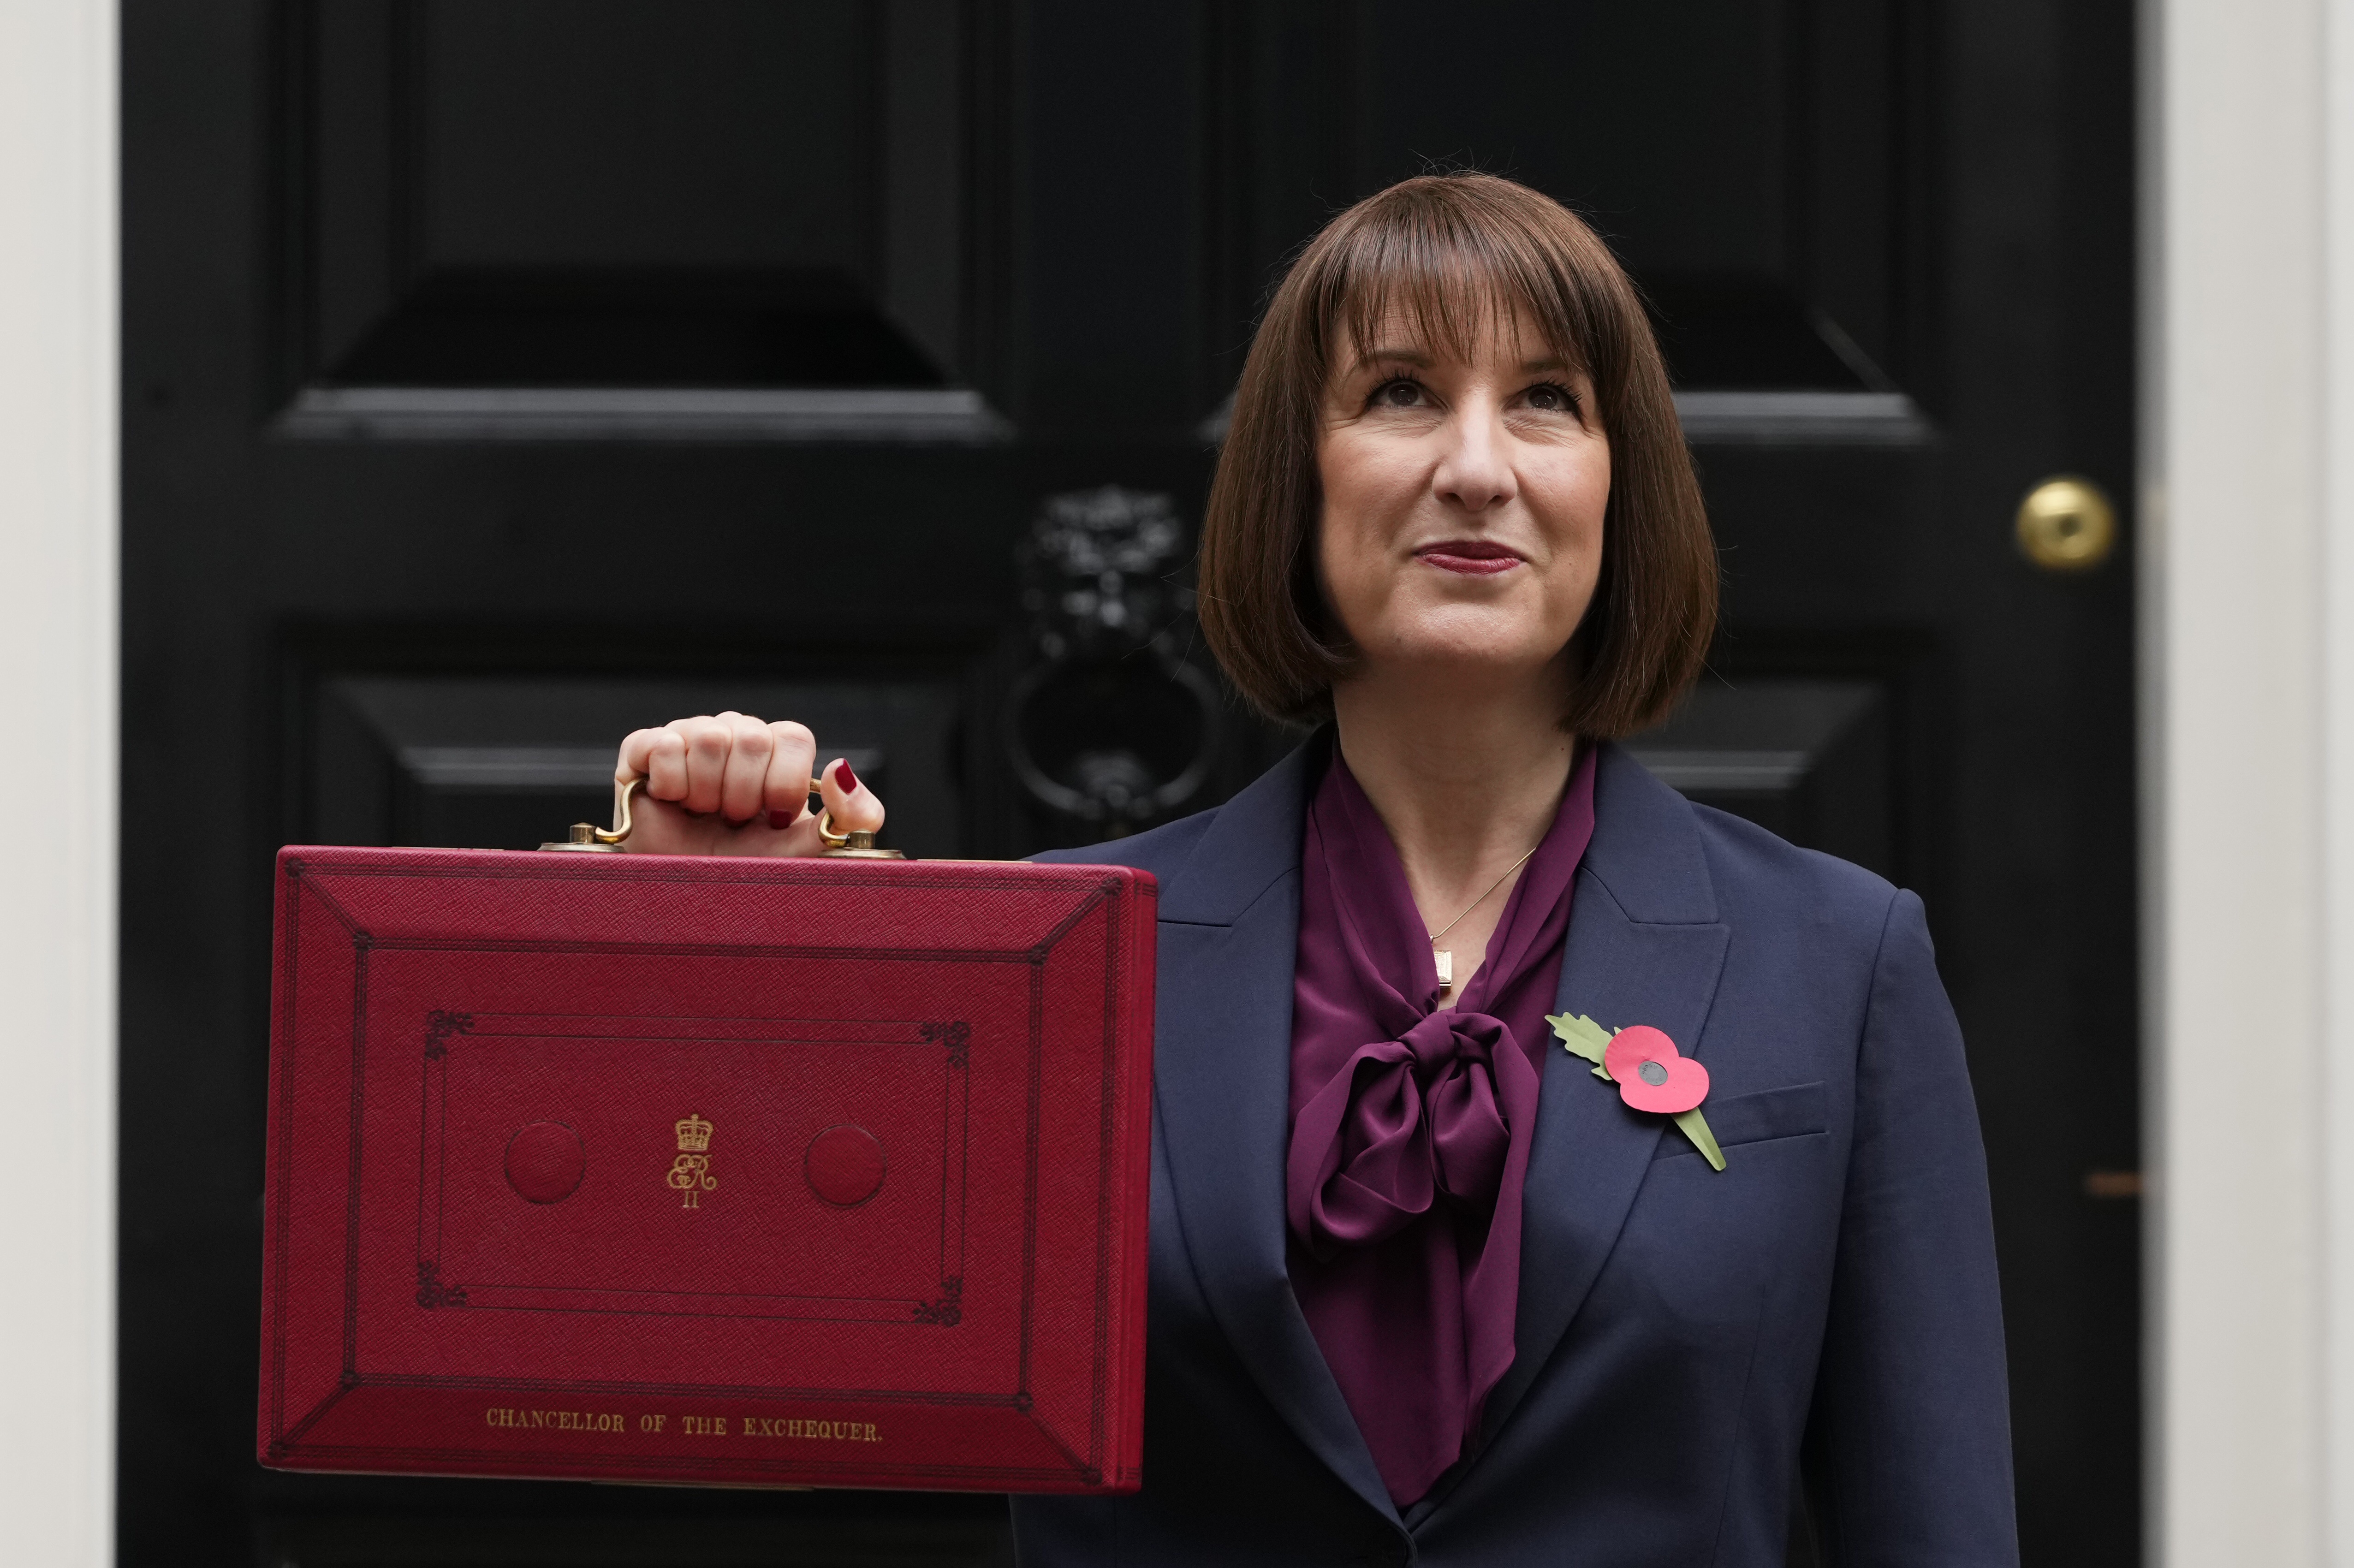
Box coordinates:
[1414,539,1525,576]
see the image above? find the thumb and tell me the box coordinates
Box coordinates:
[815,757,886,837]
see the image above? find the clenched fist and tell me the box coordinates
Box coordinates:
[612,713,886,856]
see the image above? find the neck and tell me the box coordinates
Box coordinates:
[1331,666,1577,921]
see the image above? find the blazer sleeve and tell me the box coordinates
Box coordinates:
[1806,890,2020,1567]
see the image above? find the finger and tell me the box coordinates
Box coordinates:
[718,713,773,824]
[677,715,731,814]
[761,722,817,826]
[643,725,692,802]
[815,756,885,835]
[617,727,663,785]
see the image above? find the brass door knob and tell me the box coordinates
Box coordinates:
[2015,475,2118,571]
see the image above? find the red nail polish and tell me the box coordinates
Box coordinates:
[833,759,858,794]
[768,809,795,830]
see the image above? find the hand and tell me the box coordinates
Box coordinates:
[612,714,886,857]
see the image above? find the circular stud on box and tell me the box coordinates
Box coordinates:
[804,1124,886,1207]
[505,1121,586,1204]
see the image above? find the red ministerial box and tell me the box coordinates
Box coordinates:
[257,846,1155,1492]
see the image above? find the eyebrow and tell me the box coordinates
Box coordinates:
[1350,347,1577,375]
[1353,347,1433,370]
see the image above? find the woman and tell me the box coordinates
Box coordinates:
[613,174,2016,1565]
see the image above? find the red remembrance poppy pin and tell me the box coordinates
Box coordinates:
[1546,1013,1726,1171]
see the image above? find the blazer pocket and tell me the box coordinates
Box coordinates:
[1651,1081,1828,1159]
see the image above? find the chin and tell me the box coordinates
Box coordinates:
[1378,602,1569,665]
[1378,628,1564,678]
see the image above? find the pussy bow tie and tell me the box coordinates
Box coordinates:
[1286,1009,1544,1255]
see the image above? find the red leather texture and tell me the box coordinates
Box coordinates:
[256,846,1156,1493]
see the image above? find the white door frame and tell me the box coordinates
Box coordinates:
[2147,0,2354,1561]
[0,1,119,1563]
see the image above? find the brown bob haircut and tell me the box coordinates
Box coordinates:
[1197,172,1718,738]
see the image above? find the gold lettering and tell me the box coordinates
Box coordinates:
[485,1406,633,1435]
[634,1411,888,1443]
[725,1415,886,1443]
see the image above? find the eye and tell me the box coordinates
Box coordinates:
[1523,381,1581,415]
[1369,377,1427,409]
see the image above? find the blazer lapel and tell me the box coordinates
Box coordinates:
[1480,742,1732,1442]
[1152,737,1399,1523]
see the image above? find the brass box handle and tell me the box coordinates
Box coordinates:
[539,775,902,859]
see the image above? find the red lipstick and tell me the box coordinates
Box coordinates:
[1414,540,1524,576]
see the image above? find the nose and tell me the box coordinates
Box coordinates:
[1431,400,1517,513]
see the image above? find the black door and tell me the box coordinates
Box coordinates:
[123,3,2135,1563]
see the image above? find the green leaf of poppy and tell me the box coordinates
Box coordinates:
[1547,1011,1620,1079]
[1673,1106,1727,1172]
[1546,1011,1612,1066]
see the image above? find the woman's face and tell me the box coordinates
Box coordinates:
[1316,306,1609,695]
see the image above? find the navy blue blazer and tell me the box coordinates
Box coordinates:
[1018,739,2017,1567]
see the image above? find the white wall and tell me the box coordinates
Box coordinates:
[2147,0,2354,1561]
[0,1,117,1562]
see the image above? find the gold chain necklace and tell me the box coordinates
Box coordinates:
[1425,843,1540,996]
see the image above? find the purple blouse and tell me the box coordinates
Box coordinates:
[1284,743,1599,1506]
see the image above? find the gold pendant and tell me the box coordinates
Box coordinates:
[1433,949,1453,992]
